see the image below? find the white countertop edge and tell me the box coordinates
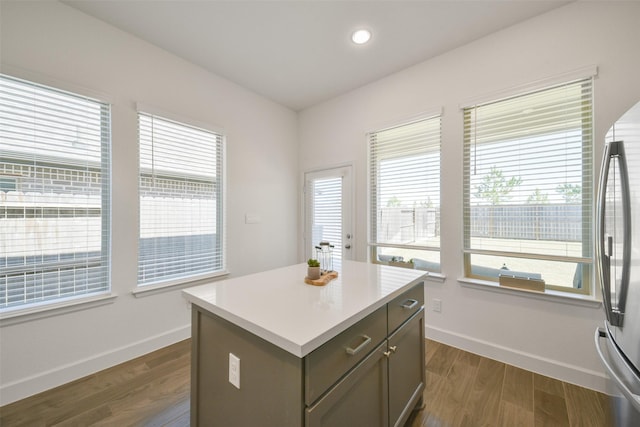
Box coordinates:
[186,296,308,357]
[184,269,426,358]
[297,274,424,355]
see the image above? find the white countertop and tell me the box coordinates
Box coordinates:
[182,260,427,357]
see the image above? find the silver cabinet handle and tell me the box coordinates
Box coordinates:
[345,335,371,355]
[401,299,418,310]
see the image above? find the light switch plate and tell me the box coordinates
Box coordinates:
[245,213,261,224]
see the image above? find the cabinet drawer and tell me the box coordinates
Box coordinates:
[305,341,389,427]
[387,282,424,334]
[305,304,387,406]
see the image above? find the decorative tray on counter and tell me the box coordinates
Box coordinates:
[304,271,338,286]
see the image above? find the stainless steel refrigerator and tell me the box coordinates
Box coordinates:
[595,100,640,426]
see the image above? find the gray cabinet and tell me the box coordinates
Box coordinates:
[306,341,389,427]
[305,305,388,406]
[191,308,304,427]
[304,283,425,427]
[190,282,425,427]
[387,282,426,426]
[388,310,425,427]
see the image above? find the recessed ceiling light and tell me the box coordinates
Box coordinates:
[351,29,372,45]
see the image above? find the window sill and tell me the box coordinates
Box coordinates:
[424,272,446,284]
[0,292,117,327]
[457,277,602,308]
[133,270,230,298]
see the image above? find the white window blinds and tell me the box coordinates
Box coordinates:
[368,116,441,271]
[306,175,343,263]
[0,74,111,310]
[138,112,225,286]
[463,78,593,292]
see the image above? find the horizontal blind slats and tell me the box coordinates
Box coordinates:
[137,112,224,286]
[462,78,593,281]
[307,175,343,264]
[0,74,110,310]
[369,116,441,254]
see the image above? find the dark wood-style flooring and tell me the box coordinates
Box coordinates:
[409,340,613,426]
[0,339,613,426]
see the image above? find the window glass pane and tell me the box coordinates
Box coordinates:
[0,74,110,310]
[463,78,593,292]
[369,116,441,272]
[375,247,440,272]
[137,113,224,286]
[309,176,343,268]
[467,253,590,291]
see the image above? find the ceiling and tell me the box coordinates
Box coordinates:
[63,0,571,111]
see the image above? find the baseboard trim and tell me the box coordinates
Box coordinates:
[0,325,191,406]
[425,325,609,394]
[3,323,610,406]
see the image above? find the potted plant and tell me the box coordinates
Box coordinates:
[307,258,321,280]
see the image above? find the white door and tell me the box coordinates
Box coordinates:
[304,166,353,267]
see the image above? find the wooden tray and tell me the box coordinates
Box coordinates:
[304,271,338,286]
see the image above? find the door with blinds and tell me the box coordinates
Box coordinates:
[304,166,353,267]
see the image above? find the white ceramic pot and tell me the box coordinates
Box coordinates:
[307,266,321,280]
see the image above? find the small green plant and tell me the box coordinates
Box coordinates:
[307,258,320,267]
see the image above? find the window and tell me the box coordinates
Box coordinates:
[0,74,111,310]
[137,112,225,286]
[463,78,593,294]
[368,116,441,272]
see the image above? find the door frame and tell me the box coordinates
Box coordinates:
[301,163,354,262]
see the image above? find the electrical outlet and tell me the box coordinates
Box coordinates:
[432,299,442,313]
[229,353,240,389]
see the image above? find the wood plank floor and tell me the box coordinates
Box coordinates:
[406,340,614,427]
[0,339,614,426]
[0,339,192,427]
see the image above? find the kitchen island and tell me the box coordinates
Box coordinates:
[182,260,427,427]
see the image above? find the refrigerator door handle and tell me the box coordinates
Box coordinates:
[595,328,640,412]
[616,141,632,321]
[597,141,616,325]
[596,140,631,327]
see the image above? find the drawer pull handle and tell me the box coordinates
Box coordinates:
[389,345,397,353]
[402,299,418,310]
[345,335,372,355]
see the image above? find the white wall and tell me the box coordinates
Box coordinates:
[298,1,640,393]
[0,1,299,405]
